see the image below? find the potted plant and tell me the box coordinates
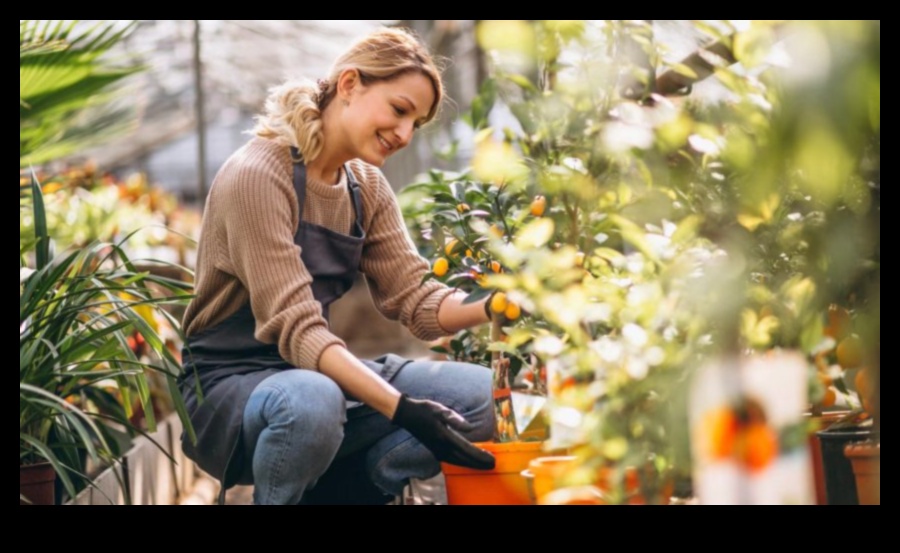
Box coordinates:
[402,168,552,504]
[20,20,200,504]
[20,175,195,504]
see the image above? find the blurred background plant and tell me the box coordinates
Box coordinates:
[407,20,879,504]
[20,20,143,168]
[20,163,200,270]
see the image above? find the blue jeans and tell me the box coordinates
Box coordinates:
[241,360,494,505]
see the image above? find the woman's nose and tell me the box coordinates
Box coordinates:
[394,121,415,148]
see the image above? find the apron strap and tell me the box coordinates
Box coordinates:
[290,147,308,240]
[345,165,365,237]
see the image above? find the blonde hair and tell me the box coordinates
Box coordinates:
[253,27,443,162]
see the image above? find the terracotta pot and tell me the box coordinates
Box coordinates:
[20,462,56,505]
[806,410,852,505]
[441,441,546,505]
[844,440,880,505]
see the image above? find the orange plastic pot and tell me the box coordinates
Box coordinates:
[441,441,545,505]
[529,455,577,503]
[539,485,607,505]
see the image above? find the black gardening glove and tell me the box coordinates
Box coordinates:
[391,394,495,470]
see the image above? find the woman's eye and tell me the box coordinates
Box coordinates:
[393,106,406,116]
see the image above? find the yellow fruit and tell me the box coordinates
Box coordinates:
[489,224,503,238]
[432,257,449,277]
[530,195,546,217]
[465,249,474,258]
[490,260,502,273]
[456,203,470,213]
[836,335,864,369]
[490,292,508,314]
[444,239,459,257]
[504,302,521,320]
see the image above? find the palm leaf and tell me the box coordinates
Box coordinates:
[20,20,143,166]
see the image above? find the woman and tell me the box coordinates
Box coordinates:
[179,27,497,505]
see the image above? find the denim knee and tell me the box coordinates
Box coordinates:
[242,369,347,503]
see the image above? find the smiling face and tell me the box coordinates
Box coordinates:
[335,70,436,167]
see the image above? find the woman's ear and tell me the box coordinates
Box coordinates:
[336,69,361,103]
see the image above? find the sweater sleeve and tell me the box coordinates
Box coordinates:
[358,168,455,341]
[217,153,345,370]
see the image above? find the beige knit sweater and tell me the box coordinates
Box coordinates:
[182,136,454,370]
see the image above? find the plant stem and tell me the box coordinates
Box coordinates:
[491,316,518,442]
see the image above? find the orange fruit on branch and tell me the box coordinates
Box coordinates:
[432,257,449,277]
[490,292,508,314]
[504,302,521,320]
[820,387,837,408]
[530,195,546,217]
[738,422,779,472]
[836,335,864,369]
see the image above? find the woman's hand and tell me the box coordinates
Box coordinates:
[318,345,495,470]
[391,394,495,470]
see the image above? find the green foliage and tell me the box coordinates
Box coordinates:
[20,177,195,502]
[20,20,143,167]
[406,20,879,503]
[19,22,199,502]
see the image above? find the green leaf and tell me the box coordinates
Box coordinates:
[506,73,538,92]
[462,287,493,305]
[20,20,143,166]
[670,62,699,79]
[515,218,555,249]
[30,169,50,270]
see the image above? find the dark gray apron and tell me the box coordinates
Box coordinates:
[179,148,411,494]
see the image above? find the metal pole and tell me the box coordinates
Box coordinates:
[192,20,208,206]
